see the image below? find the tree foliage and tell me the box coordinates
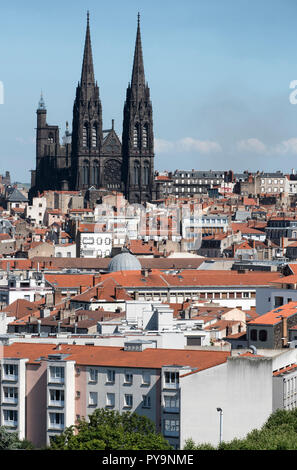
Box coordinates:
[50,409,172,450]
[0,426,34,450]
[184,408,297,450]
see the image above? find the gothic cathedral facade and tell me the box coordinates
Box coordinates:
[30,13,156,204]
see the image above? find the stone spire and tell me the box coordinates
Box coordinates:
[81,11,95,87]
[131,13,146,94]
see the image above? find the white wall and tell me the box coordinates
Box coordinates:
[180,356,275,447]
[256,287,297,314]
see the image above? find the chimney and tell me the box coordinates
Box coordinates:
[93,274,101,286]
[281,316,288,347]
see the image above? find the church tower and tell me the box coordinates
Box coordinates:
[71,12,103,190]
[122,14,155,204]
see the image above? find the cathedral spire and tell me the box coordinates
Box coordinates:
[81,11,95,87]
[131,13,145,92]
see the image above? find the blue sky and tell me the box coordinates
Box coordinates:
[1,0,297,182]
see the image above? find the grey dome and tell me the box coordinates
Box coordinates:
[108,249,141,273]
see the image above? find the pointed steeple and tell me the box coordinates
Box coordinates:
[131,13,145,92]
[38,91,46,110]
[81,11,95,87]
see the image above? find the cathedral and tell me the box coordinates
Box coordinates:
[30,13,156,204]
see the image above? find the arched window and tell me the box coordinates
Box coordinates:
[92,124,97,148]
[82,124,89,148]
[133,161,140,185]
[259,330,267,342]
[83,160,89,186]
[93,161,99,186]
[143,161,149,186]
[133,124,139,149]
[142,124,148,148]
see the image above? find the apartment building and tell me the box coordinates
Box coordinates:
[0,342,229,448]
[1,342,297,448]
[172,170,227,197]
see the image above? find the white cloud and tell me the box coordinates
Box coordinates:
[236,138,267,154]
[275,138,297,155]
[178,137,222,153]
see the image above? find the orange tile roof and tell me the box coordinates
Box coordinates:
[273,364,297,376]
[248,301,297,326]
[101,269,283,288]
[45,273,95,289]
[2,342,230,370]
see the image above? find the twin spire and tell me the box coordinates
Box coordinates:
[80,11,146,92]
[131,12,146,91]
[81,11,95,87]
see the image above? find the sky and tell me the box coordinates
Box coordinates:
[1,0,297,182]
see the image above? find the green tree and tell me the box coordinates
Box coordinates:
[0,426,34,450]
[50,409,172,450]
[184,408,297,450]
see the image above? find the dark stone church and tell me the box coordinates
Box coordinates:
[30,13,156,205]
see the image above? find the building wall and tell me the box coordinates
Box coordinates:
[180,357,274,447]
[256,287,297,314]
[26,362,48,448]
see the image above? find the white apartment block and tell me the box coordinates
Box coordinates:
[77,232,112,258]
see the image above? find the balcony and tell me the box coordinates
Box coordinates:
[2,374,18,382]
[48,400,64,408]
[3,420,18,428]
[3,397,18,405]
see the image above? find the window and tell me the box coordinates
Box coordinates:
[49,366,64,383]
[259,330,267,342]
[164,394,180,410]
[3,409,18,426]
[106,393,115,407]
[93,161,99,185]
[133,124,139,148]
[97,238,103,245]
[164,419,179,434]
[164,371,179,388]
[3,387,18,403]
[105,238,111,245]
[143,162,150,186]
[89,368,97,383]
[92,125,97,148]
[89,392,98,406]
[124,394,133,408]
[107,369,115,383]
[124,371,133,384]
[143,124,148,148]
[3,364,18,380]
[133,161,140,185]
[82,125,88,147]
[250,329,257,341]
[242,292,250,298]
[49,389,64,405]
[142,371,150,385]
[83,161,89,186]
[142,394,151,408]
[49,412,64,429]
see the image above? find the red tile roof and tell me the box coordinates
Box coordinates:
[248,301,297,326]
[2,342,230,370]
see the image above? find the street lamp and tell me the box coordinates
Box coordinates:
[216,407,223,445]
